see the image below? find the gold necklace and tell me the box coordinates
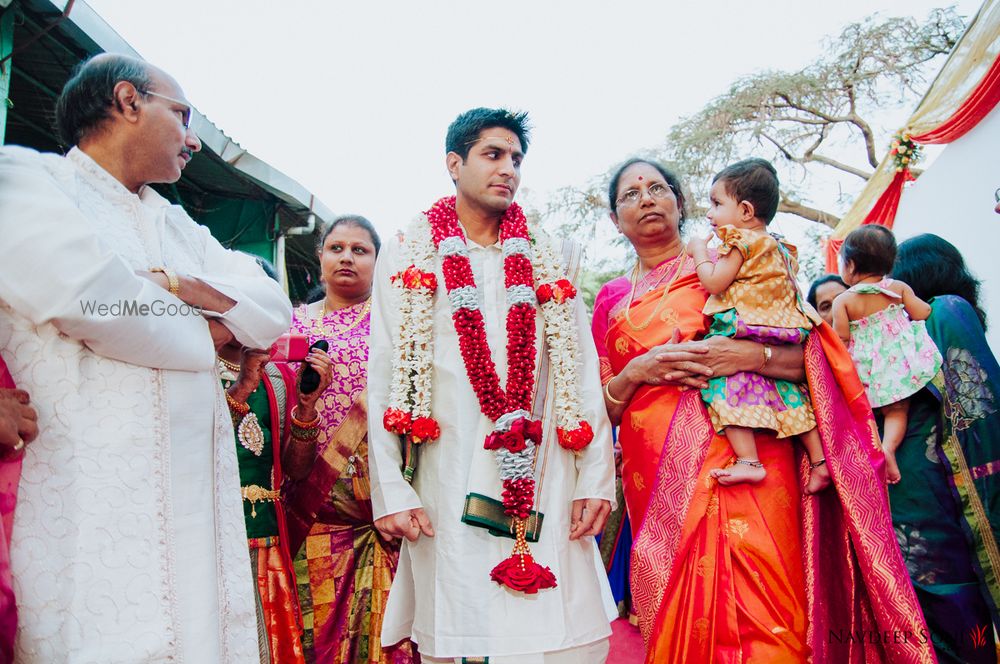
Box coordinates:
[623,251,689,332]
[219,357,241,372]
[312,298,372,337]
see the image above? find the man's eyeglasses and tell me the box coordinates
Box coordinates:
[142,90,193,129]
[616,182,676,208]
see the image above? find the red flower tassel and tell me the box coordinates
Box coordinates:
[489,520,557,594]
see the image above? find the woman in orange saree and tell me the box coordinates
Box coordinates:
[594,159,935,663]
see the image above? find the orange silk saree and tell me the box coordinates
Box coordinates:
[595,262,935,664]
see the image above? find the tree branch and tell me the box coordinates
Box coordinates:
[764,129,872,180]
[848,112,880,168]
[778,197,840,228]
[776,94,852,124]
[805,153,873,180]
[760,132,795,160]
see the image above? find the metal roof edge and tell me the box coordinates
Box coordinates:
[33,0,333,226]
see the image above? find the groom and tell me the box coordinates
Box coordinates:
[367,107,616,663]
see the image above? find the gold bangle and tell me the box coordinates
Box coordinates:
[604,379,627,406]
[151,267,180,296]
[758,344,772,373]
[225,392,250,416]
[694,259,712,271]
[290,406,320,428]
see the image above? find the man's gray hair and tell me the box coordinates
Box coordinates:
[54,53,153,147]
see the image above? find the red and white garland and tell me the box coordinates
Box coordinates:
[383,195,593,594]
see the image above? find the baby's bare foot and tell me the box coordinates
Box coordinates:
[712,459,766,486]
[804,459,832,495]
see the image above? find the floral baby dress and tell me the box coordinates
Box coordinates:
[847,278,943,408]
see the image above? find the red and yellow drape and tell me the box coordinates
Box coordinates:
[826,2,1000,271]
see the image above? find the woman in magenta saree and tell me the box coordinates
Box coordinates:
[594,159,934,663]
[281,217,414,664]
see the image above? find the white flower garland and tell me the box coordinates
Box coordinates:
[386,219,437,425]
[530,229,589,442]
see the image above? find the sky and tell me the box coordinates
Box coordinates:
[84,0,982,247]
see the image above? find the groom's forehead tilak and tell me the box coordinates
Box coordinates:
[465,133,524,159]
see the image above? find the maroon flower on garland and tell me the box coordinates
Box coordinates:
[509,417,542,444]
[484,430,525,453]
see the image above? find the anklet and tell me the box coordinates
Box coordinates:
[734,458,764,468]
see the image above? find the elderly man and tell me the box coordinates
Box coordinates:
[0,54,291,662]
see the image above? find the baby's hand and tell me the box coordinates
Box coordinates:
[686,234,710,254]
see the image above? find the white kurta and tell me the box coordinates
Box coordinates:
[368,220,617,659]
[0,146,292,663]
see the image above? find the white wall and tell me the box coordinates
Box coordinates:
[893,102,1000,354]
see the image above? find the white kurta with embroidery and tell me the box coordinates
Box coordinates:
[0,146,292,663]
[368,219,617,659]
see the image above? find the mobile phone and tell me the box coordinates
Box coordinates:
[271,333,309,362]
[299,339,329,395]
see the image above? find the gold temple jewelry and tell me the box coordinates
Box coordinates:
[623,250,688,332]
[604,379,626,406]
[241,484,279,518]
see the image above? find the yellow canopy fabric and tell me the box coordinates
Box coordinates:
[831,0,1000,240]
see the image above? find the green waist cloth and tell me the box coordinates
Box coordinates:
[462,493,544,542]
